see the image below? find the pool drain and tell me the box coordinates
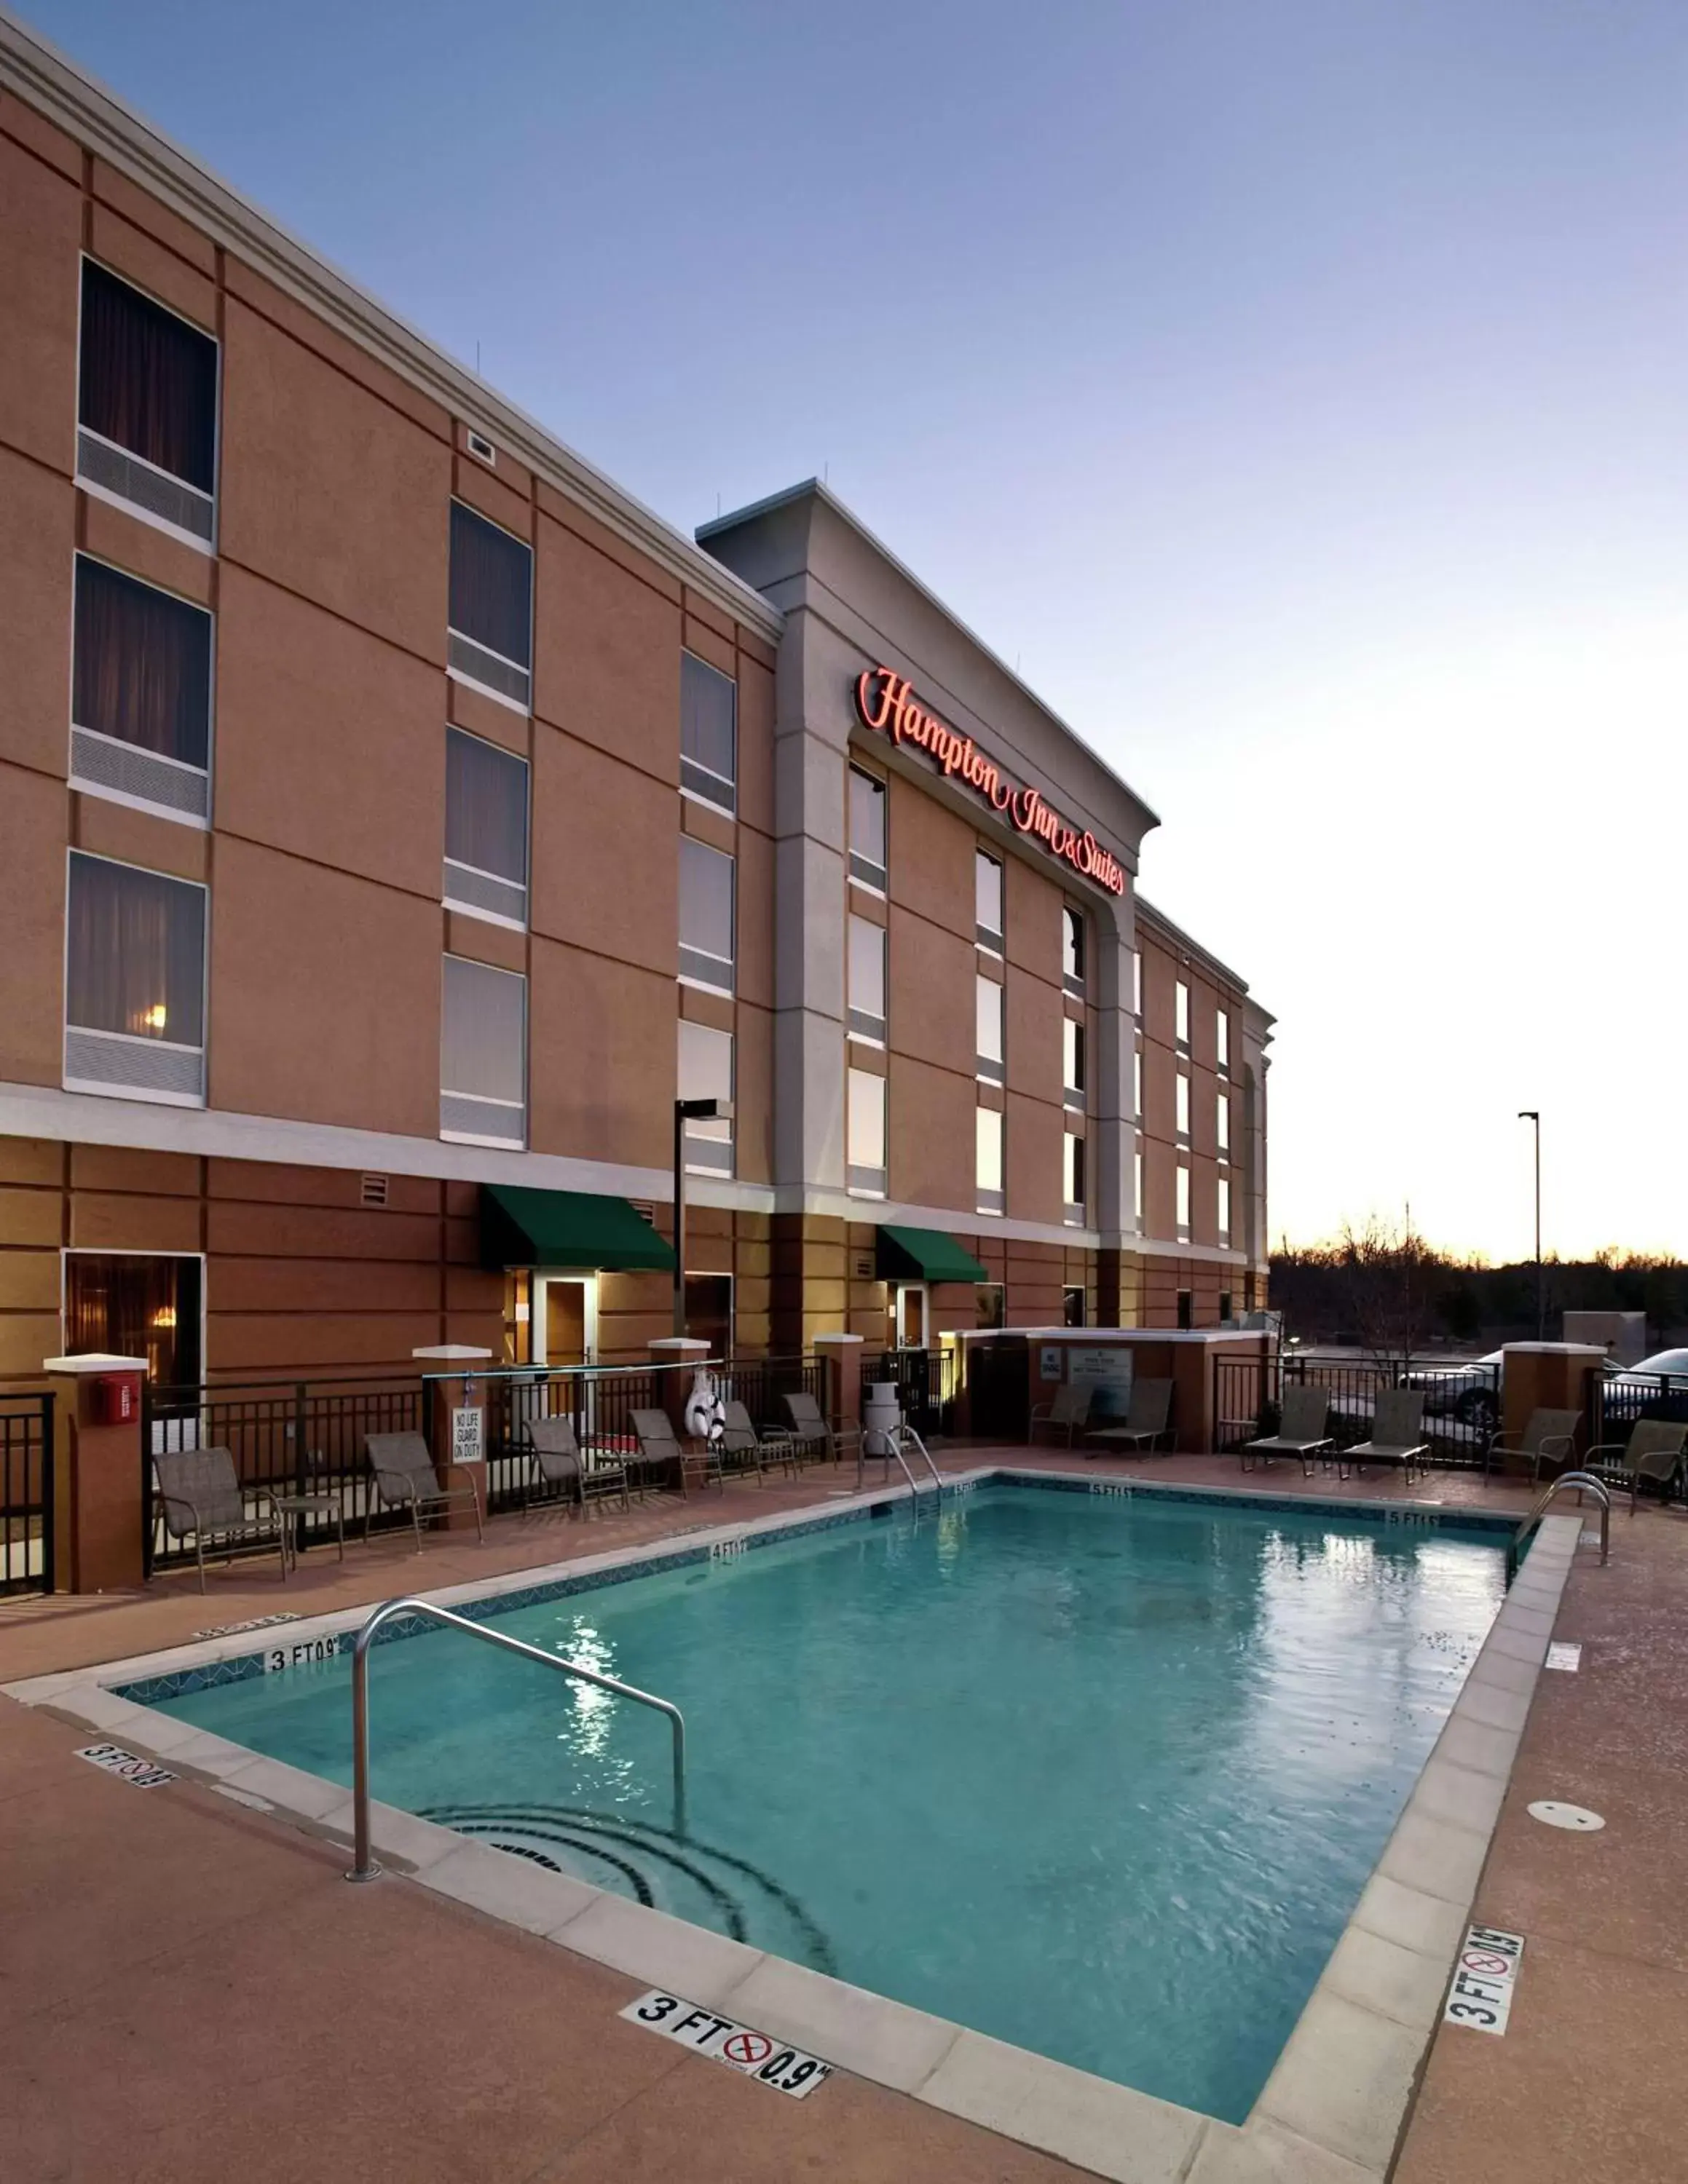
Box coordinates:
[1527,1800,1605,1832]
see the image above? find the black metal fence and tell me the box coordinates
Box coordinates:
[1588,1369,1688,1500]
[1213,1353,1504,1469]
[0,1393,53,1597]
[867,1346,961,1436]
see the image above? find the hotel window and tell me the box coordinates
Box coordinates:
[679,1019,735,1176]
[1218,1175,1232,1243]
[681,652,737,814]
[71,556,212,823]
[1217,1010,1231,1074]
[848,913,887,1043]
[1133,1044,1143,1120]
[1063,1131,1086,1224]
[77,261,217,547]
[1175,978,1190,1050]
[679,836,735,994]
[847,1066,887,1196]
[975,850,1003,952]
[1132,948,1142,1015]
[1063,1284,1086,1328]
[1216,1089,1230,1158]
[1175,1163,1191,1238]
[1177,1290,1193,1331]
[849,765,888,891]
[448,501,532,711]
[441,954,526,1147]
[976,1104,1004,1215]
[1063,905,1086,996]
[443,727,528,927]
[1219,1291,1234,1324]
[1175,1072,1191,1141]
[977,1283,1006,1331]
[64,852,207,1106]
[1135,1145,1145,1227]
[1063,1016,1085,1108]
[976,974,1005,1083]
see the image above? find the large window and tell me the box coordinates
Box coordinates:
[848,914,887,1043]
[681,652,737,813]
[448,501,532,711]
[1175,1072,1191,1141]
[847,1067,887,1196]
[1217,1010,1231,1073]
[77,261,217,546]
[1132,948,1142,1014]
[1063,905,1086,994]
[1218,1175,1232,1243]
[1063,1016,1085,1107]
[975,851,1003,951]
[679,1019,735,1176]
[975,974,1005,1083]
[1175,1163,1191,1237]
[849,765,888,891]
[1217,1088,1230,1157]
[71,556,212,823]
[64,851,206,1105]
[1175,978,1191,1050]
[1135,1145,1144,1228]
[1133,1044,1143,1119]
[1063,1131,1086,1222]
[679,836,735,994]
[444,727,528,927]
[976,1104,1004,1214]
[441,954,526,1147]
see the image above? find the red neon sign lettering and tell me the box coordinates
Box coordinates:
[853,667,1126,895]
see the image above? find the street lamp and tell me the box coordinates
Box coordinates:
[1517,1110,1543,1340]
[673,1098,734,1337]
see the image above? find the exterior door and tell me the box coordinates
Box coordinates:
[536,1276,596,1366]
[894,1283,928,1349]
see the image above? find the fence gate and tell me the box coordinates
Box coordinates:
[0,1393,55,1597]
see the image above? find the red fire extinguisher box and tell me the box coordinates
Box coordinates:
[90,1372,141,1426]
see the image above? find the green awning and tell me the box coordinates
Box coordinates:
[876,1225,989,1284]
[481,1185,675,1274]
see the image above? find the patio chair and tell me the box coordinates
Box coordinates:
[1483,1406,1581,1484]
[526,1413,629,1518]
[719,1399,798,1481]
[783,1390,863,1471]
[154,1447,288,1594]
[363,1431,484,1551]
[1241,1385,1333,1476]
[1029,1384,1092,1448]
[1583,1418,1688,1514]
[631,1407,722,1496]
[1336,1389,1430,1484]
[1084,1379,1176,1458]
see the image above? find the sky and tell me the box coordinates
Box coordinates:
[20,0,1688,1261]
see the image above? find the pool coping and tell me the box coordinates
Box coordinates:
[4,1468,1579,2184]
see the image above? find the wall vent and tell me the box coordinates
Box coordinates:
[360,1173,390,1206]
[465,429,497,466]
[631,1202,657,1227]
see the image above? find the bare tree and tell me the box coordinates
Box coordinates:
[1338,1216,1438,1380]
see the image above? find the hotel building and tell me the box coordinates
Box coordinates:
[0,15,1271,1390]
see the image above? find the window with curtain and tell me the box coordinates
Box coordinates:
[66,852,205,1047]
[440,954,526,1145]
[849,766,887,890]
[847,1067,887,1195]
[444,727,529,925]
[65,1253,202,1386]
[975,851,1003,950]
[1063,905,1086,992]
[1063,1016,1085,1104]
[679,1019,734,1174]
[73,558,211,770]
[976,1104,1004,1211]
[1064,1131,1086,1217]
[848,914,887,1042]
[79,261,216,491]
[975,973,1005,1082]
[681,653,737,812]
[448,502,532,706]
[679,836,735,992]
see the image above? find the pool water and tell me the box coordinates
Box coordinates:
[150,1487,1504,2121]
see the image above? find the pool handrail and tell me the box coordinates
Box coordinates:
[344,1594,686,1881]
[1510,1471,1610,1578]
[859,1420,943,1500]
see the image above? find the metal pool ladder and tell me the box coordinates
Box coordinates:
[859,1420,945,1502]
[1508,1471,1611,1582]
[344,1595,687,1881]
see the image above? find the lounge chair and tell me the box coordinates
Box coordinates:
[363,1431,484,1550]
[1029,1384,1092,1448]
[1241,1385,1333,1476]
[1336,1389,1430,1484]
[631,1407,722,1496]
[154,1447,288,1594]
[782,1390,862,1471]
[1084,1379,1176,1457]
[1483,1406,1581,1484]
[1583,1418,1688,1514]
[719,1399,797,1481]
[526,1413,629,1517]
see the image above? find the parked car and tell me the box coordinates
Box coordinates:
[1401,1352,1504,1433]
[1611,1348,1688,1388]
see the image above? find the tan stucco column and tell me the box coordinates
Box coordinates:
[42,1352,148,1594]
[1498,1342,1606,1474]
[412,1345,493,1530]
[813,1332,865,1431]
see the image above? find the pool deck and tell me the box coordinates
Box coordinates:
[1,1446,1684,2183]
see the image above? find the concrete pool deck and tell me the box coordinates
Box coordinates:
[2,1447,1684,2182]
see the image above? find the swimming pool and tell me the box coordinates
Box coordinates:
[139,1481,1507,2124]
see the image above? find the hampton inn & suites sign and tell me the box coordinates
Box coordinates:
[853,668,1127,896]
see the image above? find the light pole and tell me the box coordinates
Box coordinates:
[1517,1110,1543,1339]
[673,1098,733,1337]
